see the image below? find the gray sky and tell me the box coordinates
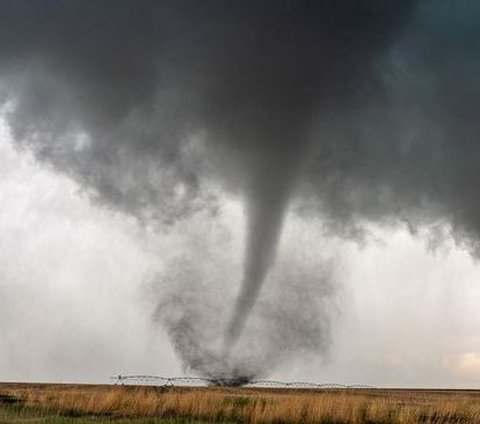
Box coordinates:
[1,115,479,388]
[0,1,480,388]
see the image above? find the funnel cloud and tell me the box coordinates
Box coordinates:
[1,1,480,379]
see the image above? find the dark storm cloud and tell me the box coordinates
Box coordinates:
[1,0,479,378]
[296,1,480,255]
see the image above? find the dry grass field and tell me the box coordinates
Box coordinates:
[1,382,480,423]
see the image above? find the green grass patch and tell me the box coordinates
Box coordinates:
[0,403,231,423]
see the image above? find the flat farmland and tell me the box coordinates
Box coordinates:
[1,382,480,423]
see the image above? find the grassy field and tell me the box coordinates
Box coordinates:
[1,383,480,423]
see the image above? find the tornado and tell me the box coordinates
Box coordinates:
[11,0,480,379]
[225,146,308,346]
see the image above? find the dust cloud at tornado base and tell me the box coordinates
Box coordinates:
[0,1,480,379]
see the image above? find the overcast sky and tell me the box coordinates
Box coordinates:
[1,114,479,388]
[1,1,480,389]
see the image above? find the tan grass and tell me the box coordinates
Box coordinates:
[1,383,480,423]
